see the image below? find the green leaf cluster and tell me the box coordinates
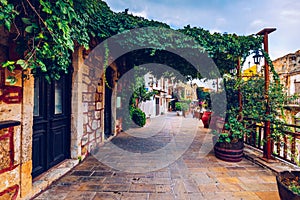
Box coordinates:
[175,102,189,111]
[0,0,263,82]
[216,71,289,144]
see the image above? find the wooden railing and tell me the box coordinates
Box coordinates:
[244,121,300,165]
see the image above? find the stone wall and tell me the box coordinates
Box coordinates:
[81,58,104,155]
[0,26,33,199]
[81,50,121,155]
[0,29,122,198]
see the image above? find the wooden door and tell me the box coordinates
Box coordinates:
[32,74,71,178]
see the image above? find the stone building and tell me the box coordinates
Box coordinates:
[139,73,173,118]
[273,50,300,96]
[174,82,198,102]
[0,26,122,199]
[273,50,300,124]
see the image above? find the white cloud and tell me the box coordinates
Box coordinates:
[250,20,264,27]
[131,10,148,18]
[209,29,222,34]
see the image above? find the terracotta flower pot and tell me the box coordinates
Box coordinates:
[201,111,212,128]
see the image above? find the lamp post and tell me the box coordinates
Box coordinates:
[256,28,276,160]
[237,57,242,115]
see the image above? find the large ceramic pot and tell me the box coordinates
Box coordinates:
[214,139,244,162]
[277,171,300,200]
[201,111,212,128]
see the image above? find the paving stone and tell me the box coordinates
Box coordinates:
[183,193,206,200]
[232,191,261,200]
[93,192,122,200]
[102,184,130,192]
[129,183,156,193]
[217,183,245,192]
[78,184,106,191]
[206,171,229,178]
[34,189,70,200]
[92,171,113,177]
[148,193,175,200]
[71,170,93,176]
[64,191,96,200]
[172,179,186,199]
[192,173,215,185]
[52,184,81,191]
[59,175,83,183]
[217,177,241,184]
[255,191,280,200]
[150,178,171,185]
[120,193,148,200]
[33,113,281,200]
[208,167,228,172]
[260,175,277,183]
[92,165,111,171]
[182,179,200,193]
[241,183,278,191]
[198,184,220,193]
[103,177,129,184]
[238,176,262,184]
[156,184,172,193]
[79,177,104,185]
[154,171,170,178]
[202,191,233,200]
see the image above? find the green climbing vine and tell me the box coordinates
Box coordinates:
[0,0,265,83]
[0,0,169,82]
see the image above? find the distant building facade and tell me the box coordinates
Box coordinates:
[273,50,300,124]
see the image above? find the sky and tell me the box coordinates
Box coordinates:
[104,0,300,61]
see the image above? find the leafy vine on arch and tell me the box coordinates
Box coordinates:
[1,0,264,83]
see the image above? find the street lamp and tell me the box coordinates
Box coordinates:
[255,28,276,161]
[253,49,264,65]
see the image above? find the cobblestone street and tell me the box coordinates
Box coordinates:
[33,113,280,200]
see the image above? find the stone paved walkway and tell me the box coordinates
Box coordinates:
[33,113,280,200]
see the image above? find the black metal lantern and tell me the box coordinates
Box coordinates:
[253,50,263,65]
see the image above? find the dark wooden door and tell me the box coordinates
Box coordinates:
[156,98,160,116]
[32,74,71,178]
[104,67,114,139]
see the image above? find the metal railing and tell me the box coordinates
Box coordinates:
[244,121,300,165]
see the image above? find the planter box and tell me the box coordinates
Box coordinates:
[277,171,300,200]
[214,139,244,162]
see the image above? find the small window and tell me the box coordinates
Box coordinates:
[33,78,40,116]
[54,80,63,114]
[295,81,300,94]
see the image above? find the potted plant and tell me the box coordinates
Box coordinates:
[175,102,189,117]
[276,171,300,200]
[211,77,249,162]
[213,114,249,162]
[212,71,289,162]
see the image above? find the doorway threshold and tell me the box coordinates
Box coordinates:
[25,159,79,200]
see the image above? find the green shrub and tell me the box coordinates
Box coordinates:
[175,102,189,111]
[130,107,146,127]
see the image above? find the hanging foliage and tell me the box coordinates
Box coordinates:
[1,0,263,82]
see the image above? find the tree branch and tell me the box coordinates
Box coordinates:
[25,0,54,36]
